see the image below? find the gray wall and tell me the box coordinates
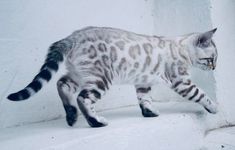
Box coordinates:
[210,0,235,124]
[1,0,233,129]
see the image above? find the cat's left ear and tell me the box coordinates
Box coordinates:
[197,28,217,47]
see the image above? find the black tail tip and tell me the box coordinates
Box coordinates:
[7,93,21,101]
[7,92,29,101]
[7,89,30,101]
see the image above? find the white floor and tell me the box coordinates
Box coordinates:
[204,126,235,150]
[0,102,233,150]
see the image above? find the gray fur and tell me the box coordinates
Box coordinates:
[7,26,218,127]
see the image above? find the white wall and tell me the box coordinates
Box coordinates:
[150,0,235,130]
[149,0,228,130]
[1,0,232,129]
[151,0,216,102]
[210,0,235,125]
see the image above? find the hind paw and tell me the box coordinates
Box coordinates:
[64,105,78,126]
[87,116,108,128]
[140,104,159,117]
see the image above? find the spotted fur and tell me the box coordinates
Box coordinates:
[7,26,218,127]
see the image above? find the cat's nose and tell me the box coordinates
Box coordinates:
[208,62,215,70]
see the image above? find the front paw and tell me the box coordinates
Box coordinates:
[204,99,218,114]
[139,104,159,117]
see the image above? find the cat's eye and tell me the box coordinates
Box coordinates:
[199,57,214,68]
[199,57,213,61]
[198,40,211,48]
[199,57,213,63]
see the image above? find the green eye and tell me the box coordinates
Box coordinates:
[199,57,213,63]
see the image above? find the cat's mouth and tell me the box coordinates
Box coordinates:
[197,57,215,70]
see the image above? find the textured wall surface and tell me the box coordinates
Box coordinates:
[210,0,235,124]
[1,0,232,129]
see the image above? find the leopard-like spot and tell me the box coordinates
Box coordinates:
[98,43,107,52]
[129,45,141,59]
[143,43,153,55]
[142,56,151,72]
[110,46,117,62]
[87,45,97,59]
[115,41,125,50]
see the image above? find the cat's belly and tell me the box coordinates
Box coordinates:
[112,72,169,86]
[65,58,170,87]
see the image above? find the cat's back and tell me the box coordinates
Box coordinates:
[68,26,152,43]
[65,26,156,63]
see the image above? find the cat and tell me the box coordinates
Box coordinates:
[7,26,218,127]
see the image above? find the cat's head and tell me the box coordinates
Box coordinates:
[186,28,217,71]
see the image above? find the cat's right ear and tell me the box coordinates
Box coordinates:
[196,28,217,47]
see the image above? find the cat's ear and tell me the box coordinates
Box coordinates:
[196,28,217,47]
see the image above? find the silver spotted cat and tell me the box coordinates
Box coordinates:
[7,26,218,127]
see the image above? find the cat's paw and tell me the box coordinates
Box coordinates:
[140,104,159,117]
[65,105,78,126]
[87,116,108,128]
[204,99,218,114]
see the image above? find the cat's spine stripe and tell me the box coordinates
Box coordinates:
[7,39,73,101]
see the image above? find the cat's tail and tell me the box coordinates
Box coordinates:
[7,38,73,101]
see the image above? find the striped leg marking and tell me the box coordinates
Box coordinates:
[136,87,159,117]
[77,89,108,128]
[57,75,79,126]
[172,79,218,114]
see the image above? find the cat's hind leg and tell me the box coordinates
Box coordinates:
[57,75,79,126]
[135,86,159,117]
[77,87,108,128]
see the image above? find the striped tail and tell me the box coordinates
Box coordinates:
[7,39,72,101]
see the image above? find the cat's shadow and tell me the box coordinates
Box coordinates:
[58,102,206,130]
[88,102,206,127]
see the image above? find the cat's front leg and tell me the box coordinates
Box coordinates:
[171,78,218,114]
[135,86,159,117]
